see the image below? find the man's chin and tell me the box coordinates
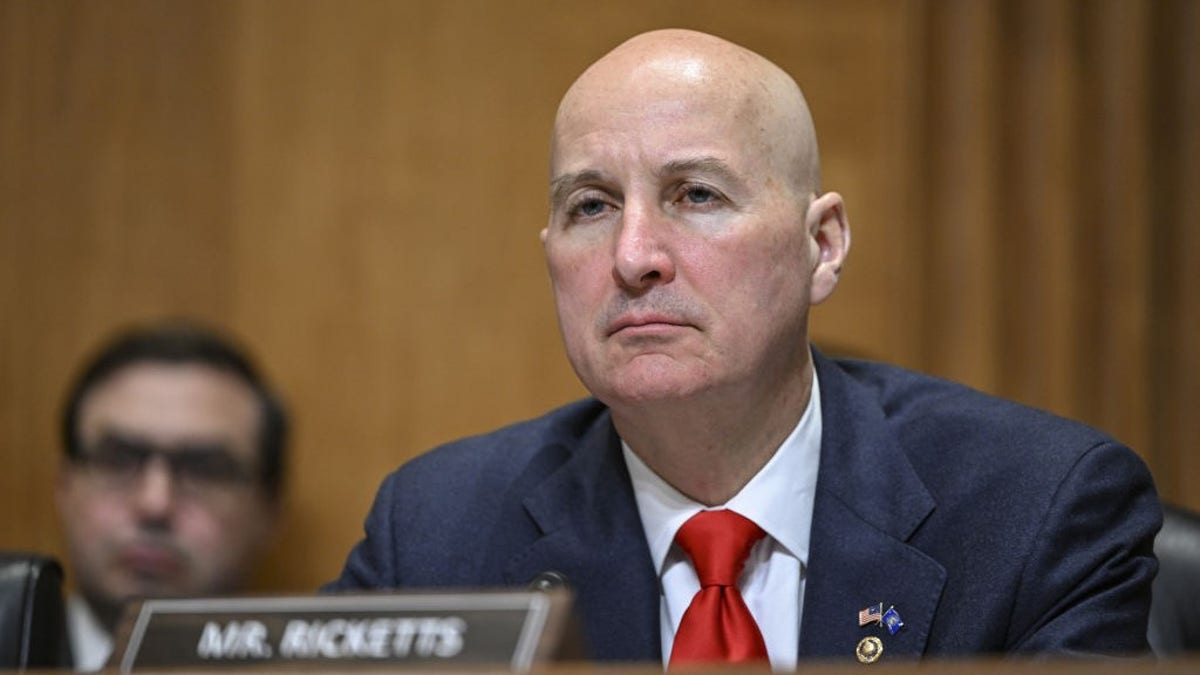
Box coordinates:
[110,577,192,605]
[597,371,713,406]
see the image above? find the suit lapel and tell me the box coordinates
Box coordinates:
[494,353,946,663]
[799,353,946,661]
[501,413,661,662]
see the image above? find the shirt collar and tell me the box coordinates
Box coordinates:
[67,594,114,671]
[623,370,823,574]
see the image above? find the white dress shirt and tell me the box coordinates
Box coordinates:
[66,594,114,672]
[622,372,822,670]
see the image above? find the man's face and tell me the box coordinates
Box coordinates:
[543,64,823,408]
[56,363,276,615]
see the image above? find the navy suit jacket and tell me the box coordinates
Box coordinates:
[327,352,1161,663]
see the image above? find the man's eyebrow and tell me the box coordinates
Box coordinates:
[549,169,605,207]
[659,156,740,183]
[95,428,152,447]
[97,428,230,454]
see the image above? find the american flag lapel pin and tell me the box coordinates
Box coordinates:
[858,602,884,626]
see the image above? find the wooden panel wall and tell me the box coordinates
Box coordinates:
[2,0,1196,593]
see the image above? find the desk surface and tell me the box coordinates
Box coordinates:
[19,656,1199,674]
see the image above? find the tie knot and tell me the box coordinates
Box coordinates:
[674,510,766,588]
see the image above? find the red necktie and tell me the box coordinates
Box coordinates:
[669,509,769,666]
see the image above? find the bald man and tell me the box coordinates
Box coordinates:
[329,30,1160,665]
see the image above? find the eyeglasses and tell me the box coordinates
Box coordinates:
[73,433,260,497]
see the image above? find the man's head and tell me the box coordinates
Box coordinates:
[542,29,850,416]
[56,322,287,628]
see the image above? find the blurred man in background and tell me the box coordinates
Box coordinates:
[56,321,287,670]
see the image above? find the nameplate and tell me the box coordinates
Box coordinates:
[112,589,578,672]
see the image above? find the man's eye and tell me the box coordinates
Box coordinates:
[87,438,149,473]
[173,452,250,485]
[573,198,608,218]
[92,446,146,473]
[682,186,718,204]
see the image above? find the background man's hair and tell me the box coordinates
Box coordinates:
[60,320,288,500]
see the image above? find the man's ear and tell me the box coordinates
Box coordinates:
[806,191,850,305]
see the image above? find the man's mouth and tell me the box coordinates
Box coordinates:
[119,543,183,580]
[607,313,691,337]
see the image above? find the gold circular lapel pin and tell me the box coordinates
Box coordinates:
[855,636,883,664]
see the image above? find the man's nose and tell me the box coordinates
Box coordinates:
[613,204,676,291]
[131,455,178,518]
